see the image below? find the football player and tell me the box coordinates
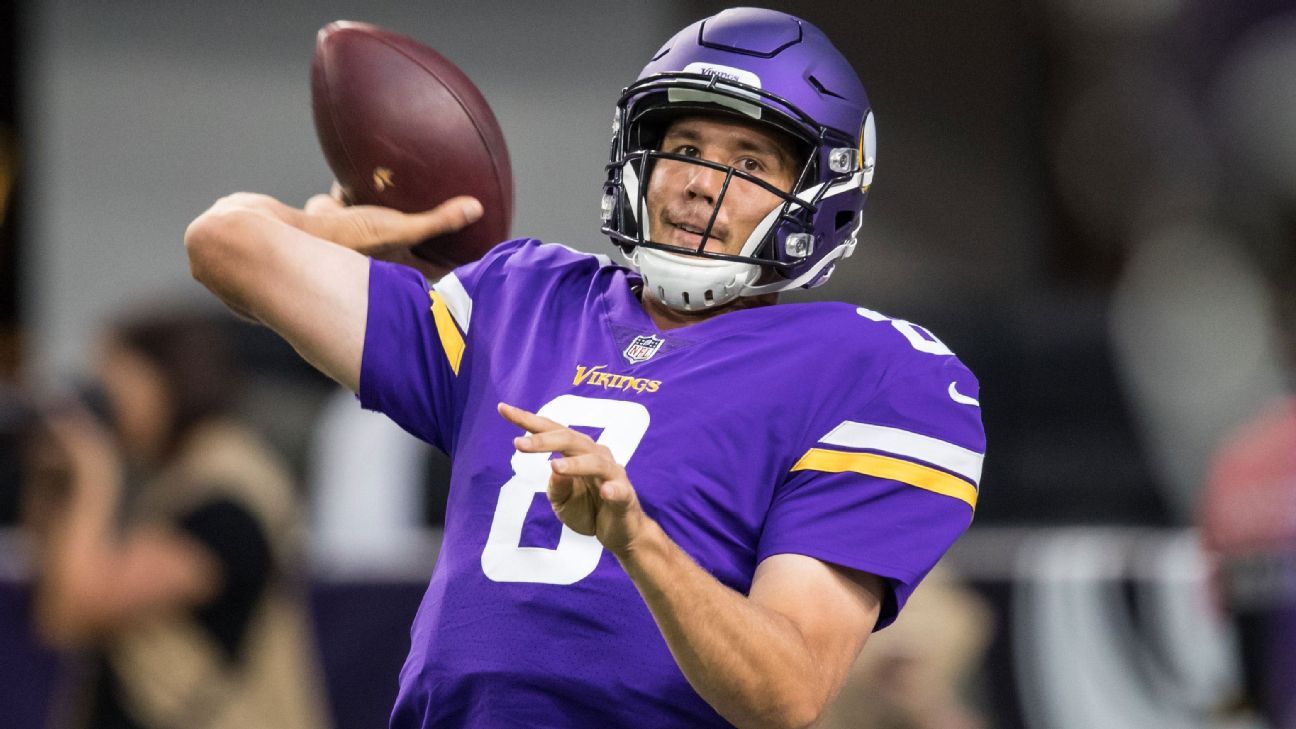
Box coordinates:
[185,8,984,728]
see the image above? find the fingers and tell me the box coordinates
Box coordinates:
[597,480,635,508]
[501,403,605,462]
[402,196,484,242]
[550,452,622,482]
[549,456,635,514]
[349,196,484,249]
[546,473,574,507]
[514,430,599,459]
[498,402,565,435]
[301,194,484,253]
[499,401,637,523]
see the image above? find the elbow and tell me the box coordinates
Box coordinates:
[183,217,208,282]
[184,193,275,284]
[768,680,833,729]
[733,689,825,729]
[775,700,825,729]
[793,708,825,729]
[183,207,236,286]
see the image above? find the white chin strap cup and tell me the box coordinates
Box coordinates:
[633,247,761,311]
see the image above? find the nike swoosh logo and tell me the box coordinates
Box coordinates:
[948,381,980,407]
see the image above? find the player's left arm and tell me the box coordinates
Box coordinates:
[501,402,883,729]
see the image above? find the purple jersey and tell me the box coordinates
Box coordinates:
[359,239,984,728]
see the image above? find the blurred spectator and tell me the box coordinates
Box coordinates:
[819,565,994,729]
[1201,396,1296,729]
[22,308,330,729]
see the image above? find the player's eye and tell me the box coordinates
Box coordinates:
[737,157,766,174]
[673,145,701,158]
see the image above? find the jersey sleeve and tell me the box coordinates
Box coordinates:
[757,354,984,630]
[358,239,533,451]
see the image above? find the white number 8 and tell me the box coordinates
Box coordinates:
[855,306,953,356]
[480,395,650,584]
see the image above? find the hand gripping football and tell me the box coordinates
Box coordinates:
[311,21,513,270]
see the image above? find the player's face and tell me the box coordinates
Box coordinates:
[646,115,798,256]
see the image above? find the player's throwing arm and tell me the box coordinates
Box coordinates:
[184,192,481,390]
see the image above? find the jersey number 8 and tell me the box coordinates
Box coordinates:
[480,395,650,584]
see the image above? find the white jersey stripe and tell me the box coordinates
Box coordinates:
[819,421,983,485]
[433,273,473,334]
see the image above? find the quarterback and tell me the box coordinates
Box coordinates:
[185,8,984,729]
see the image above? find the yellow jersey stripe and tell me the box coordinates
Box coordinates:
[428,291,465,375]
[433,272,473,333]
[792,448,977,510]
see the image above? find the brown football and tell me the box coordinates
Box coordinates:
[311,20,513,271]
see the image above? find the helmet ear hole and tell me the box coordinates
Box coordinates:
[835,210,856,231]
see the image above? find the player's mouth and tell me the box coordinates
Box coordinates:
[665,215,727,251]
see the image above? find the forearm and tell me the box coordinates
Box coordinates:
[184,196,369,390]
[506,406,872,725]
[616,520,827,729]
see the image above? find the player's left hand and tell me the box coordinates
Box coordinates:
[498,402,647,556]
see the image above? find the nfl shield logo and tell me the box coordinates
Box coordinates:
[622,334,664,364]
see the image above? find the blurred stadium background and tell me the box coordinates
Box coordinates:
[2,0,1293,727]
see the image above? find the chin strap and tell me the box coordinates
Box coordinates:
[629,246,761,311]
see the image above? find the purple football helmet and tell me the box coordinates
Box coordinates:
[601,7,876,310]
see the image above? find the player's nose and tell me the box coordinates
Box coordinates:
[683,162,726,205]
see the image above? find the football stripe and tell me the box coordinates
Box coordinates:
[433,272,472,333]
[428,291,465,375]
[820,421,982,485]
[792,448,978,510]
